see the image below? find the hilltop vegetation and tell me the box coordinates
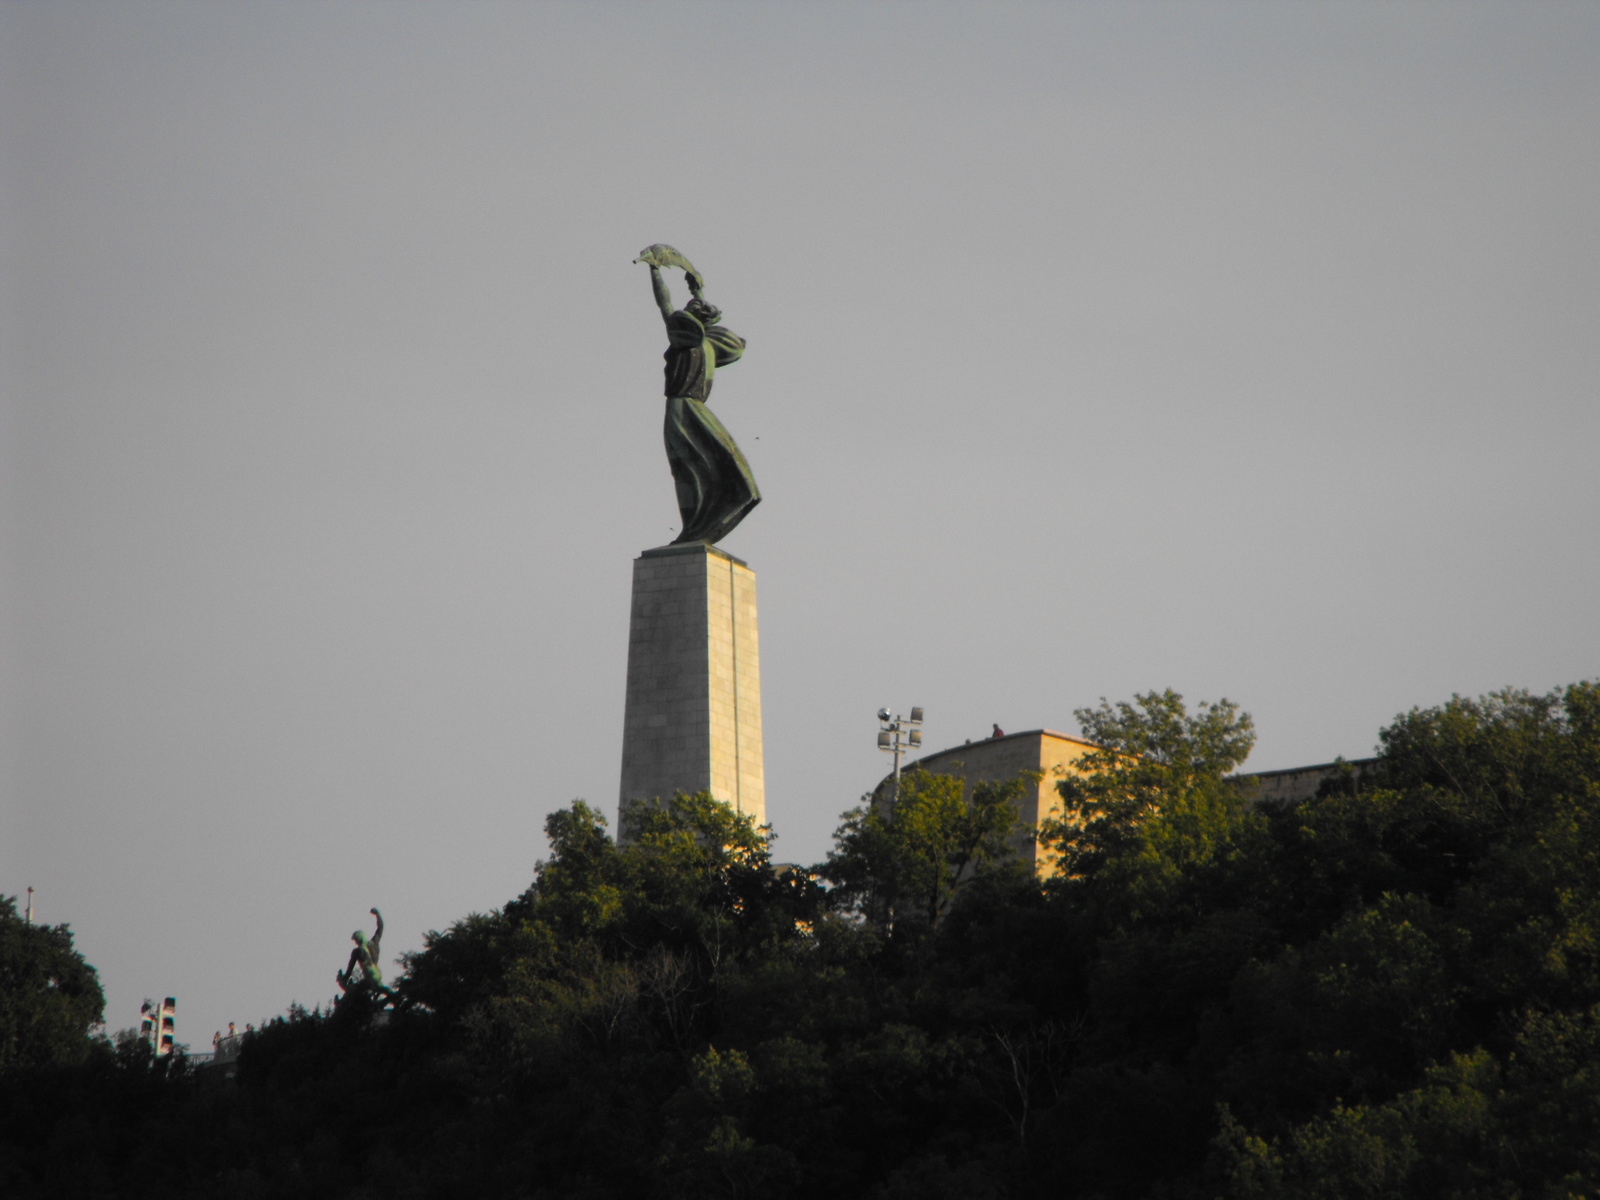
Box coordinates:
[3,682,1598,1198]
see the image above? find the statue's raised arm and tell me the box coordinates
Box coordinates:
[335,906,395,1003]
[635,243,704,323]
[634,244,760,546]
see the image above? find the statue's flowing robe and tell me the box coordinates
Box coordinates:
[662,309,759,545]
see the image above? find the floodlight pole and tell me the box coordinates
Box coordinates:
[877,707,925,808]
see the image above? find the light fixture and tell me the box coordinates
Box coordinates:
[877,705,925,807]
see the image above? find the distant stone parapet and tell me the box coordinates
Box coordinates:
[1234,758,1379,806]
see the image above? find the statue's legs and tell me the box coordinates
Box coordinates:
[664,397,760,545]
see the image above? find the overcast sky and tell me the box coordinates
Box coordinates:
[3,1,1596,1049]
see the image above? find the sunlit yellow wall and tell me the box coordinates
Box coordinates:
[877,730,1098,876]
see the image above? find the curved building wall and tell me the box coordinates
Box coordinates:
[875,729,1100,875]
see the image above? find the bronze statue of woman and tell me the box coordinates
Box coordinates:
[635,245,759,545]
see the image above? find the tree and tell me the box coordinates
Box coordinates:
[1221,1006,1600,1199]
[0,895,105,1074]
[1,684,1594,1199]
[1041,689,1257,905]
[823,768,1032,932]
[1218,683,1600,1110]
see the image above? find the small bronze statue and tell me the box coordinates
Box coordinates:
[635,244,759,545]
[337,907,394,1001]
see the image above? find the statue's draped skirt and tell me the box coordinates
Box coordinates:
[664,397,761,545]
[661,310,759,545]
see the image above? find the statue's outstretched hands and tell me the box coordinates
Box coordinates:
[635,244,700,279]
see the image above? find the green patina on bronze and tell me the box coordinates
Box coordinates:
[336,907,395,1001]
[635,244,760,546]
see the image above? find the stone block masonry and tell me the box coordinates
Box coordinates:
[618,542,765,835]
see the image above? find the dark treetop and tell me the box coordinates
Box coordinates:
[2,684,1599,1197]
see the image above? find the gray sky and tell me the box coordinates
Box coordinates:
[3,1,1597,1048]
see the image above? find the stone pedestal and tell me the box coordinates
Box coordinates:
[618,542,765,833]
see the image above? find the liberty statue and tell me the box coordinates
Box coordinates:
[635,244,759,545]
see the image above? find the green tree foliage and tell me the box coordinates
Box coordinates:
[1213,683,1600,1195]
[1222,1005,1600,1199]
[1,683,1597,1198]
[1043,689,1257,891]
[401,793,827,1196]
[824,768,1031,932]
[0,894,104,1074]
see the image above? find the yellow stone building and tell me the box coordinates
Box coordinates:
[877,729,1378,877]
[876,729,1101,875]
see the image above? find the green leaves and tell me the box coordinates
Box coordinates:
[1074,688,1256,774]
[1375,683,1600,818]
[7,682,1599,1198]
[1221,1012,1600,1200]
[0,895,104,1075]
[1042,689,1260,920]
[823,768,1031,932]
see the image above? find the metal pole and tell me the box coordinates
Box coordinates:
[24,887,32,924]
[879,707,923,814]
[891,725,903,806]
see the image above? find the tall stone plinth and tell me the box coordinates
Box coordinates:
[619,542,765,833]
